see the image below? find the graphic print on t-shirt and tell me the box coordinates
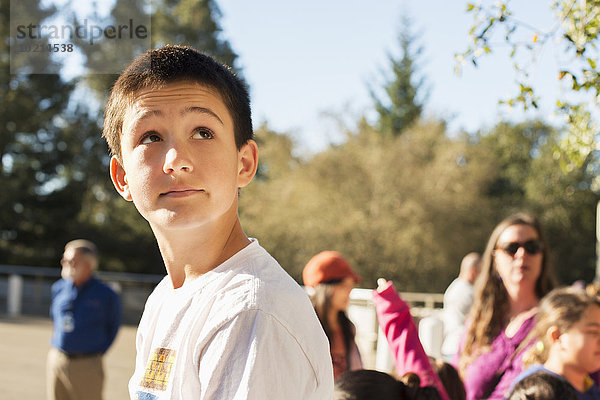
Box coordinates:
[140,347,176,391]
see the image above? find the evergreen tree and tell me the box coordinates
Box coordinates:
[152,0,237,67]
[0,0,102,265]
[371,15,426,137]
[76,0,239,99]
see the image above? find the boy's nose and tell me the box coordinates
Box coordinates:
[163,147,194,174]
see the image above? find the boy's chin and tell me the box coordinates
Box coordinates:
[146,210,215,232]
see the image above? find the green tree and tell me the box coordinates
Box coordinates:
[0,0,95,265]
[241,120,497,291]
[241,118,599,290]
[76,0,239,98]
[370,15,426,137]
[457,0,600,171]
[152,0,237,66]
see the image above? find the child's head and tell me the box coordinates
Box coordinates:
[103,45,253,163]
[399,372,443,400]
[303,251,361,314]
[335,369,406,400]
[334,369,441,400]
[104,45,259,232]
[507,370,577,400]
[523,287,600,374]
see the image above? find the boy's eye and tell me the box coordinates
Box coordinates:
[140,131,162,144]
[192,127,214,140]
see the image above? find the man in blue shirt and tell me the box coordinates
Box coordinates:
[47,239,122,400]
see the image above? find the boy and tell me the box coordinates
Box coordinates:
[103,45,334,399]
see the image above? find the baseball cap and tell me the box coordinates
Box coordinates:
[302,251,362,287]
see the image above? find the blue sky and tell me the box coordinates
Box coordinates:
[217,0,561,153]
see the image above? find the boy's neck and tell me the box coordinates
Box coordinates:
[153,216,251,289]
[545,356,587,392]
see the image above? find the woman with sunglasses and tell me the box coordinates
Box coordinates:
[454,213,555,400]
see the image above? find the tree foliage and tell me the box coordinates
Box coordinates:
[370,16,425,137]
[152,0,237,66]
[3,1,598,291]
[240,118,598,291]
[1,0,84,265]
[456,0,600,171]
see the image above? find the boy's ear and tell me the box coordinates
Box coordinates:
[110,156,133,201]
[237,139,258,188]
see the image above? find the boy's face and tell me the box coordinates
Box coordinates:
[110,82,257,231]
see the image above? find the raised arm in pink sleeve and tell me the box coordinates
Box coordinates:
[372,282,450,400]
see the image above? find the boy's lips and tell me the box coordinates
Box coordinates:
[160,186,205,197]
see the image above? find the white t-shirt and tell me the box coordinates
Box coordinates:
[441,277,474,360]
[129,240,334,400]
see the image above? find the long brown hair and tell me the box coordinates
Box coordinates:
[309,282,355,363]
[459,213,555,376]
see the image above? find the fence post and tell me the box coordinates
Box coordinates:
[418,314,444,359]
[7,274,23,316]
[375,326,395,372]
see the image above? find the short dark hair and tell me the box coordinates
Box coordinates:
[103,45,253,161]
[334,370,441,400]
[508,371,577,400]
[334,370,406,400]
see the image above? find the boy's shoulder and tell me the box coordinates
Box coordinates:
[210,239,310,315]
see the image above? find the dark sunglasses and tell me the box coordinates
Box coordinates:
[496,240,543,256]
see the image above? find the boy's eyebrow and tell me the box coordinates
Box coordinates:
[136,109,162,122]
[585,322,600,328]
[134,107,224,125]
[181,106,224,125]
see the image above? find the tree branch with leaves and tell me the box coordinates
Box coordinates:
[456,0,600,171]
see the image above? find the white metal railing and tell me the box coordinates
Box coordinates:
[0,265,445,370]
[348,288,444,372]
[0,264,164,323]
